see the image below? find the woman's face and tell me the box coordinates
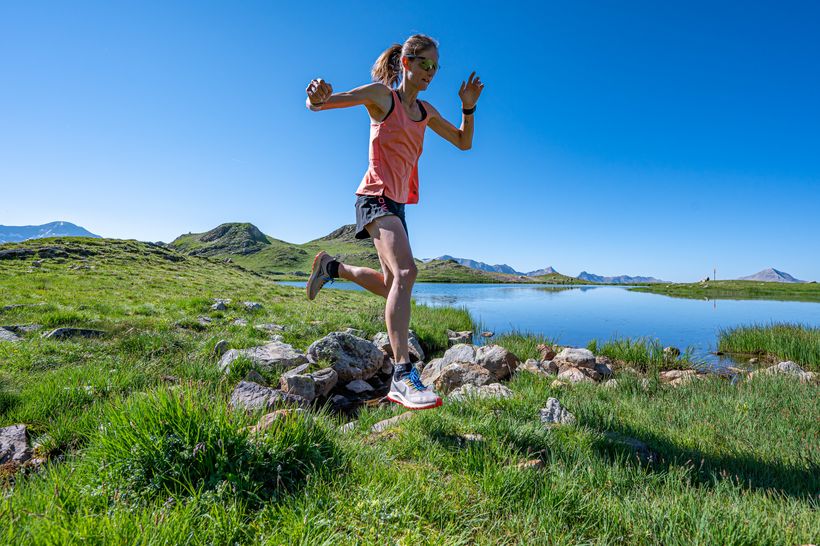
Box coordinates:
[403,47,439,91]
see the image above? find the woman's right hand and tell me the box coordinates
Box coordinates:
[306,78,333,106]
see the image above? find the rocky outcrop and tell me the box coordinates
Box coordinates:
[518,358,558,377]
[219,341,308,374]
[434,363,493,393]
[421,343,519,390]
[446,329,473,345]
[307,332,385,382]
[475,345,519,380]
[0,328,21,342]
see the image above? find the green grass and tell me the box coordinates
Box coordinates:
[718,323,820,371]
[631,280,820,302]
[587,337,700,373]
[1,237,819,544]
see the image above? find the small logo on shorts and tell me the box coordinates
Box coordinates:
[377,197,389,212]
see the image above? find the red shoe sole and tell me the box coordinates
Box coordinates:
[385,394,443,410]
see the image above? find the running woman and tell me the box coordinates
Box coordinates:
[304,34,483,410]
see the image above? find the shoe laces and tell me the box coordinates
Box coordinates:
[404,367,426,391]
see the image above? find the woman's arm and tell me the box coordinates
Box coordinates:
[426,72,484,151]
[305,80,391,114]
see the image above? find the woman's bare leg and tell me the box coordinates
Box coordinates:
[363,215,416,364]
[338,263,390,299]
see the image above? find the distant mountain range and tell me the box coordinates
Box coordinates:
[424,255,558,277]
[0,221,100,243]
[738,268,805,283]
[576,271,667,284]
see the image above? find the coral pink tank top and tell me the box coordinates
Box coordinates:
[356,89,429,204]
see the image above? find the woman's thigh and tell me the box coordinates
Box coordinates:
[366,215,415,276]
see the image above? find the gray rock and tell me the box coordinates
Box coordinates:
[213,340,229,358]
[557,367,595,384]
[310,367,338,398]
[434,363,493,394]
[441,344,478,366]
[345,379,374,394]
[243,369,267,385]
[602,432,657,464]
[211,302,227,311]
[218,341,308,374]
[1,324,42,334]
[243,301,263,311]
[280,373,316,402]
[519,359,559,377]
[342,328,365,338]
[749,361,815,383]
[230,381,309,412]
[475,344,519,380]
[603,379,619,389]
[539,398,576,427]
[449,383,514,401]
[380,358,394,375]
[255,323,285,333]
[419,357,446,386]
[281,363,311,378]
[659,369,698,385]
[447,329,473,345]
[0,328,22,342]
[480,331,494,338]
[594,362,613,378]
[329,394,353,412]
[0,425,32,464]
[553,348,596,369]
[339,421,357,433]
[371,412,413,433]
[197,316,212,326]
[371,330,425,362]
[307,332,384,382]
[42,328,105,340]
[232,318,249,326]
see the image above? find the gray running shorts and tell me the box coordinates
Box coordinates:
[354,195,408,239]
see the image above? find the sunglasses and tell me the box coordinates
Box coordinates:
[405,55,440,71]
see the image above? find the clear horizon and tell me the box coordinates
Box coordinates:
[2,2,818,282]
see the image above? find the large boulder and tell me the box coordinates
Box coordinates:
[539,398,576,427]
[420,357,446,386]
[371,330,425,362]
[557,367,595,384]
[307,332,384,382]
[230,381,309,412]
[447,329,473,345]
[440,344,477,367]
[433,363,493,394]
[449,383,513,401]
[0,425,32,464]
[219,341,308,374]
[553,348,596,369]
[279,367,316,402]
[475,345,519,380]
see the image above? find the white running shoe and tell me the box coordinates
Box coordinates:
[307,251,335,301]
[386,367,442,410]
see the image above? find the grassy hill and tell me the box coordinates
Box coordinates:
[630,280,820,303]
[170,223,579,284]
[0,237,818,543]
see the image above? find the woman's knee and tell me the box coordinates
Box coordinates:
[394,263,417,287]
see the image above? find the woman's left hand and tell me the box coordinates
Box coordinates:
[459,72,484,108]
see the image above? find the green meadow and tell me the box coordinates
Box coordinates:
[1,238,818,544]
[630,280,820,303]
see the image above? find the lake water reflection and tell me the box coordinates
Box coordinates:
[280,282,820,364]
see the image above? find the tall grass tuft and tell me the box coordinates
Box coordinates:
[85,387,342,507]
[587,337,696,373]
[718,323,820,371]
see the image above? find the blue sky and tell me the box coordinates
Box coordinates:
[1,1,818,282]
